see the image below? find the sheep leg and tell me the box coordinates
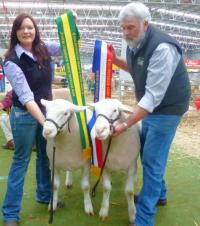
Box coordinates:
[99,171,111,220]
[48,169,60,211]
[81,162,94,215]
[125,165,137,222]
[65,170,73,188]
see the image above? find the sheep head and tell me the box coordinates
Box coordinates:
[41,99,87,138]
[88,99,133,140]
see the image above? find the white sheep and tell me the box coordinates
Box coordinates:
[52,88,73,188]
[88,98,140,222]
[41,98,94,215]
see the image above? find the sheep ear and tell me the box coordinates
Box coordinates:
[119,104,133,114]
[41,99,49,107]
[72,104,87,112]
[87,102,95,110]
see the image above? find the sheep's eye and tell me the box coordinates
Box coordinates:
[113,109,117,113]
[64,112,68,116]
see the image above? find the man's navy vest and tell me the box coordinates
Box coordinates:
[6,51,52,112]
[126,25,191,115]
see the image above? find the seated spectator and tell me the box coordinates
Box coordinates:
[0,90,14,150]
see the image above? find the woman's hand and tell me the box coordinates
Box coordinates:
[25,100,45,126]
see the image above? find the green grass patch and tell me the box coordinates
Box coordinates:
[0,131,200,226]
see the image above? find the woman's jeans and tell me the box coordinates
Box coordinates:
[135,114,182,226]
[2,106,51,222]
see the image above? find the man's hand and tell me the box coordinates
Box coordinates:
[111,105,149,137]
[111,122,128,137]
[108,44,117,64]
[108,43,129,72]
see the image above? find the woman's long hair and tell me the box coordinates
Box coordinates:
[5,13,49,67]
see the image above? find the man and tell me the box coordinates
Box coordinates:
[110,2,191,226]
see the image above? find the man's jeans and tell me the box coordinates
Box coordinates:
[135,114,182,226]
[2,106,51,222]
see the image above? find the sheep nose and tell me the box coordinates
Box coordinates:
[95,125,106,137]
[43,128,52,137]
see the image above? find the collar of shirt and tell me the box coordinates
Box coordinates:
[129,40,143,55]
[15,44,37,61]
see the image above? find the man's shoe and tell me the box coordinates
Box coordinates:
[157,198,167,206]
[3,221,18,226]
[134,194,167,206]
[129,223,136,226]
[36,199,49,204]
[2,139,15,150]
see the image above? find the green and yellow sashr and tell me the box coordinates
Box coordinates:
[56,11,91,160]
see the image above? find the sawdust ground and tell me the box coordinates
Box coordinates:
[174,110,200,159]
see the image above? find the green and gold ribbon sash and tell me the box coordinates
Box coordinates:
[56,11,91,159]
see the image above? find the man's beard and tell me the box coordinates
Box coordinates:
[125,31,145,49]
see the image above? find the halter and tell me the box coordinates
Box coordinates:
[91,111,121,197]
[45,113,73,135]
[96,111,121,133]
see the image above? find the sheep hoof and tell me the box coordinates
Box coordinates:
[85,205,94,216]
[65,184,72,189]
[87,211,94,216]
[48,204,57,212]
[57,200,65,208]
[99,215,107,221]
[99,208,108,220]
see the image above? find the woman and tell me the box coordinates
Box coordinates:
[2,13,60,226]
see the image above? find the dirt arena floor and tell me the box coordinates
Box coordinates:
[174,109,200,159]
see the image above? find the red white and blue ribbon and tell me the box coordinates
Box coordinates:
[88,40,112,177]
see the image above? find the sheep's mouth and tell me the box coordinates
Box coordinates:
[96,134,109,141]
[43,130,57,139]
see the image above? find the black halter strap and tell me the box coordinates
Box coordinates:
[91,111,122,196]
[91,136,112,197]
[45,113,73,135]
[45,118,60,130]
[96,111,121,133]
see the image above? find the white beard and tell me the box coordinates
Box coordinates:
[125,31,145,49]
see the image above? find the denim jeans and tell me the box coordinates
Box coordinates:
[2,106,51,222]
[135,114,182,226]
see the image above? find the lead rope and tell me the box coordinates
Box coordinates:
[91,136,112,197]
[48,146,56,224]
